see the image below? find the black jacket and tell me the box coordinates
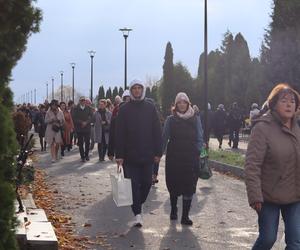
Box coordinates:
[115,100,162,165]
[72,105,94,133]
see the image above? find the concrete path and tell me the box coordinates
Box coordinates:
[37,146,284,250]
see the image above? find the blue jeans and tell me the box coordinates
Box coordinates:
[252,201,300,250]
[123,163,153,216]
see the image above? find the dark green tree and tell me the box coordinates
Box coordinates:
[151,84,159,102]
[118,87,124,98]
[229,33,252,108]
[105,87,112,101]
[262,0,300,91]
[145,87,151,98]
[97,86,105,101]
[161,42,175,116]
[0,1,42,249]
[112,86,119,100]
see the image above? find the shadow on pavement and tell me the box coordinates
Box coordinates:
[159,222,202,250]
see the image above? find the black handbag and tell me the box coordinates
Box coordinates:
[52,124,60,132]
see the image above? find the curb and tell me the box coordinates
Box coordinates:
[208,159,245,179]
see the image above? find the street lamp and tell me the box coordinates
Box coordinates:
[88,51,96,103]
[34,89,36,104]
[203,0,209,144]
[119,27,132,90]
[60,71,64,102]
[46,82,49,101]
[51,77,54,100]
[70,62,76,101]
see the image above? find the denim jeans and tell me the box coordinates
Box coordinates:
[252,201,300,250]
[123,163,153,216]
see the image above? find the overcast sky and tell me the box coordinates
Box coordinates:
[11,0,272,103]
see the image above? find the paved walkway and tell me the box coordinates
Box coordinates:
[209,137,248,155]
[36,146,284,250]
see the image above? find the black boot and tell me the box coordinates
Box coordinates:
[170,195,178,220]
[181,198,193,226]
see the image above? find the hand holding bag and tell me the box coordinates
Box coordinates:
[110,166,133,207]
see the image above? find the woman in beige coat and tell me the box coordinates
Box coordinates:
[45,100,65,163]
[245,83,300,250]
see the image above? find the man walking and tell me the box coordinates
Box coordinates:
[115,79,162,227]
[72,96,94,162]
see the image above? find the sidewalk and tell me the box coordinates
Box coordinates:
[209,137,248,155]
[36,146,284,250]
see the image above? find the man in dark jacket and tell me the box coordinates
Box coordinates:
[72,96,94,162]
[227,102,243,149]
[115,79,162,227]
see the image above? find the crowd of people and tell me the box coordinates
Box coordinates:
[12,81,300,249]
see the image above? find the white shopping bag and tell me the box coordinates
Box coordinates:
[110,166,133,207]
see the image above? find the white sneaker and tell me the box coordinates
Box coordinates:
[133,214,143,227]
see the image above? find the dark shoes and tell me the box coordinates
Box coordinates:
[81,158,85,163]
[181,217,193,226]
[85,156,90,161]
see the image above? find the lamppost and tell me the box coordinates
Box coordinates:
[88,51,95,103]
[34,89,36,104]
[30,90,33,104]
[119,27,132,90]
[60,71,64,102]
[46,82,49,101]
[51,77,54,100]
[70,63,76,101]
[203,0,209,144]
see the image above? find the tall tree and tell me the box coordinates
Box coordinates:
[0,1,41,249]
[118,87,124,97]
[112,86,119,100]
[145,87,151,98]
[229,33,252,108]
[97,86,105,101]
[262,0,300,91]
[161,42,175,116]
[105,87,112,101]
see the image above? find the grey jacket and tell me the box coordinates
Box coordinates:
[93,109,112,144]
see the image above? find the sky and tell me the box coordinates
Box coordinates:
[11,0,273,104]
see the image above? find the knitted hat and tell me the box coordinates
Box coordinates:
[175,92,191,105]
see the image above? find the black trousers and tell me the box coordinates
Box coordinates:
[77,132,90,159]
[123,163,153,215]
[97,132,107,160]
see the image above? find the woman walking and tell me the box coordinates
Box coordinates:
[45,100,65,163]
[162,92,203,225]
[60,102,74,156]
[213,104,227,149]
[35,104,47,151]
[245,83,300,249]
[93,99,112,161]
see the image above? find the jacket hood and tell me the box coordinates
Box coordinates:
[252,110,299,128]
[129,79,146,101]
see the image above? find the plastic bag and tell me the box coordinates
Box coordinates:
[199,148,213,180]
[110,167,133,207]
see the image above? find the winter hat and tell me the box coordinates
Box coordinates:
[129,79,146,101]
[122,90,130,99]
[175,92,191,105]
